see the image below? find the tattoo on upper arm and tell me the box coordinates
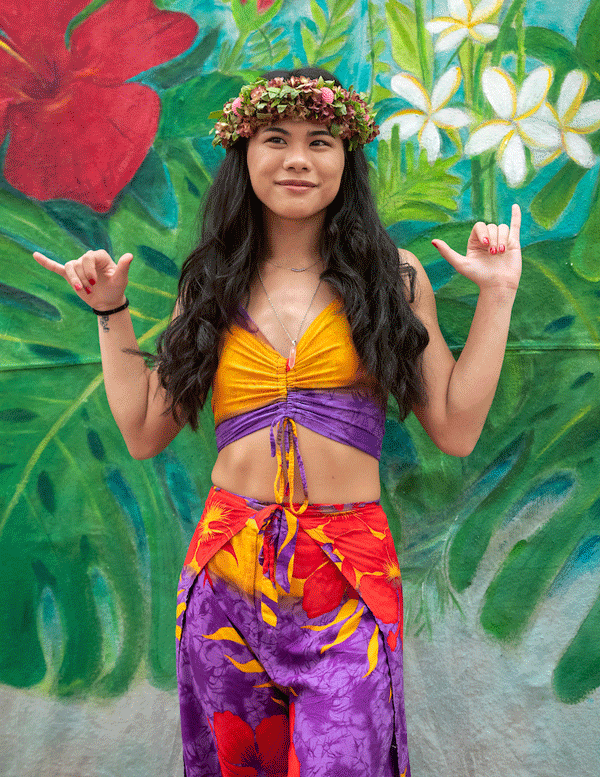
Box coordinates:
[99,315,110,333]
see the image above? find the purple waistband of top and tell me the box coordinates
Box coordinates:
[214,388,385,460]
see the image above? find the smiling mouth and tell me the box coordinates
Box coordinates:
[276,181,317,187]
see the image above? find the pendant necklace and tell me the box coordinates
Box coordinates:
[265,258,321,272]
[257,266,322,371]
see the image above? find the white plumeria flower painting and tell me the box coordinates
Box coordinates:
[532,71,600,169]
[380,67,472,164]
[426,0,503,52]
[464,66,562,187]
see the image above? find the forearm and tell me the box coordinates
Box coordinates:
[96,302,155,453]
[444,285,516,450]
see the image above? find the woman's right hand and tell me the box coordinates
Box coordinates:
[32,249,134,311]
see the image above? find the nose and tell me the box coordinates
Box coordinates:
[283,143,310,171]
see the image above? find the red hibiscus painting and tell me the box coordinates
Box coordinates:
[0,0,197,212]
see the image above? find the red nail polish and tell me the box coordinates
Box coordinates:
[85,287,91,294]
[483,237,490,246]
[74,284,82,291]
[89,278,96,286]
[499,245,505,253]
[490,247,497,255]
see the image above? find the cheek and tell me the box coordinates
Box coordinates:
[246,143,268,181]
[328,149,345,189]
[325,159,344,196]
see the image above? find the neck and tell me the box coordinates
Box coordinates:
[261,206,325,269]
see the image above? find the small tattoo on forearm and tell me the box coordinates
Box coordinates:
[99,315,110,332]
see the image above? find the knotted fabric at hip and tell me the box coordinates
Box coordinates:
[254,501,300,627]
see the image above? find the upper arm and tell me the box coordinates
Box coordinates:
[131,369,186,459]
[399,249,457,445]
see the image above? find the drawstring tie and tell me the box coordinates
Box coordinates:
[250,411,307,627]
[269,414,309,514]
[255,502,299,627]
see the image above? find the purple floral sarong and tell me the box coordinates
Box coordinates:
[176,486,410,777]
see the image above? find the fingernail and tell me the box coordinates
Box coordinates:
[74,284,82,291]
[483,237,490,246]
[89,278,96,286]
[85,287,91,294]
[499,244,505,253]
[490,246,497,255]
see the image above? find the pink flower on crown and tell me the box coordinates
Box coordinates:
[231,97,243,116]
[321,87,334,103]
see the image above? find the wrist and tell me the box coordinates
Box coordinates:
[92,297,128,315]
[476,283,518,305]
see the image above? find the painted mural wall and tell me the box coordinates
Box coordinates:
[1,0,599,775]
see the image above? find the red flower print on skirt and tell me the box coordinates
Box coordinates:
[211,710,289,777]
[292,525,358,618]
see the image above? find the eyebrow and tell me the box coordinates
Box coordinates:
[260,125,332,137]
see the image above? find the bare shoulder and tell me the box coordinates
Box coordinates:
[397,247,435,312]
[397,247,420,269]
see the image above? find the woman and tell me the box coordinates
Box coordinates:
[33,67,521,777]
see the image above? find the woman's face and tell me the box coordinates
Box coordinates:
[246,119,345,222]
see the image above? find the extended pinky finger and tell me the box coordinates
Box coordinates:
[509,203,522,243]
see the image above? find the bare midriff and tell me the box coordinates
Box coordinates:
[210,422,381,505]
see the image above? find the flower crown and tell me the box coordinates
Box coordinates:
[210,76,379,151]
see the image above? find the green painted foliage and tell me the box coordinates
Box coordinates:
[383,233,600,703]
[1,0,600,709]
[297,0,356,71]
[372,131,461,227]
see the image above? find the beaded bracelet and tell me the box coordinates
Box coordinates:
[92,298,129,316]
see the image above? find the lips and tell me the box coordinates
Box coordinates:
[276,180,317,187]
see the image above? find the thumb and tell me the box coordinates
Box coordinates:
[431,239,463,270]
[114,253,134,283]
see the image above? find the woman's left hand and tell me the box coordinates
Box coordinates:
[431,203,522,292]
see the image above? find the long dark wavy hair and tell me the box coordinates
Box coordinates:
[153,67,429,430]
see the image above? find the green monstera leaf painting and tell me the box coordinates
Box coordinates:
[1,0,600,726]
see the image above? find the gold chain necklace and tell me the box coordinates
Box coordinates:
[257,267,322,370]
[264,258,321,272]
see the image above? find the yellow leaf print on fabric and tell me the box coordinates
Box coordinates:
[301,525,330,545]
[362,623,380,678]
[206,521,260,598]
[368,526,386,541]
[320,605,366,653]
[201,626,248,645]
[225,655,265,673]
[301,598,361,632]
[261,599,278,627]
